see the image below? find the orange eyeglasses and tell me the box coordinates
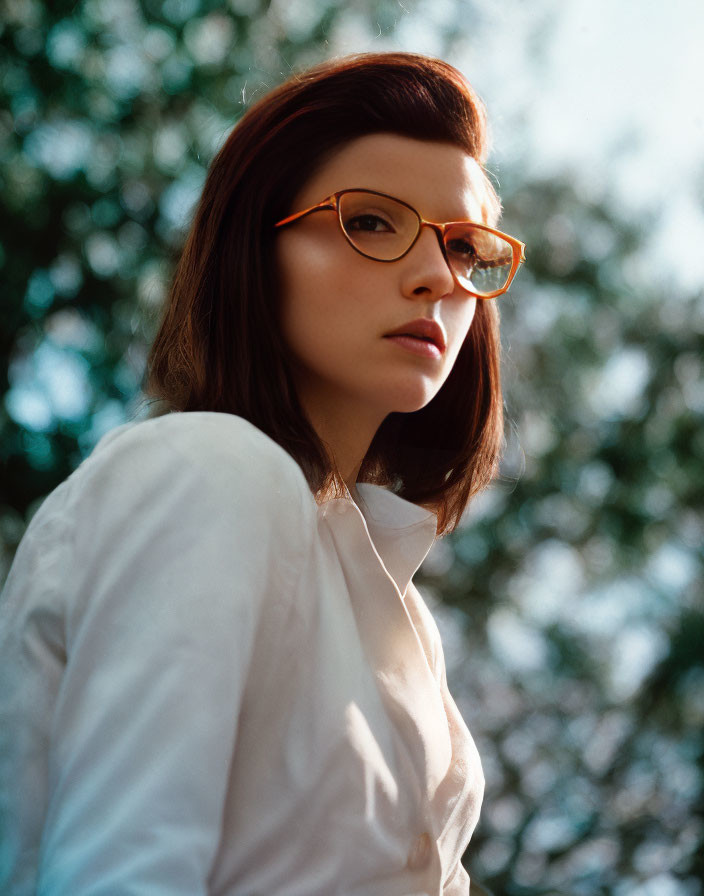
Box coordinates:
[275,188,526,299]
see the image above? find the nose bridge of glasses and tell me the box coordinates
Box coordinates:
[402,220,456,295]
[416,220,455,268]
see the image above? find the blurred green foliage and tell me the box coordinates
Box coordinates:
[424,174,704,894]
[1,0,702,893]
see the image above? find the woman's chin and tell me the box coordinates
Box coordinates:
[386,384,442,415]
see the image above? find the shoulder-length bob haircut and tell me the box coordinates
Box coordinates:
[146,52,504,535]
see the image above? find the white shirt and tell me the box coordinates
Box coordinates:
[0,411,484,895]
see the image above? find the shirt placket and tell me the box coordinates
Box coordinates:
[319,499,453,888]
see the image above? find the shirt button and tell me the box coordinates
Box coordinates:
[406,832,432,871]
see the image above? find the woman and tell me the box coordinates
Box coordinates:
[0,53,524,894]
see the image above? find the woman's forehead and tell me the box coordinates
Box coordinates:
[295,133,496,223]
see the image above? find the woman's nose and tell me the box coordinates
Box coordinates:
[399,225,455,301]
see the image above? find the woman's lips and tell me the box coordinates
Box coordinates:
[383,318,447,359]
[384,334,443,359]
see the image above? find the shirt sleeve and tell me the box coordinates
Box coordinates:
[7,413,314,895]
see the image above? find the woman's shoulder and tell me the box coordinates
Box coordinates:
[81,411,312,507]
[94,411,306,479]
[30,412,316,547]
[6,412,316,608]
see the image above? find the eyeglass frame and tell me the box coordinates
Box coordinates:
[275,187,526,300]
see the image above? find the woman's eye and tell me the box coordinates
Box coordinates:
[446,238,476,258]
[345,214,394,233]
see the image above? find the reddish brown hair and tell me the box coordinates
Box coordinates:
[146,52,504,535]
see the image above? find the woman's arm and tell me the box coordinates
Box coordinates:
[1,413,313,895]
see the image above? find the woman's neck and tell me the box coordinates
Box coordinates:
[301,393,385,493]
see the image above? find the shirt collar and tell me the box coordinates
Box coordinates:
[319,483,438,596]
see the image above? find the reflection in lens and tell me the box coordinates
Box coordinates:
[445,224,513,295]
[339,192,419,260]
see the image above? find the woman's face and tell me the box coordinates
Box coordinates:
[275,133,492,426]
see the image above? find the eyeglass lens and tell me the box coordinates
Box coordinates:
[337,191,514,297]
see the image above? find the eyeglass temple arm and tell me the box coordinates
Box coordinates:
[275,197,336,229]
